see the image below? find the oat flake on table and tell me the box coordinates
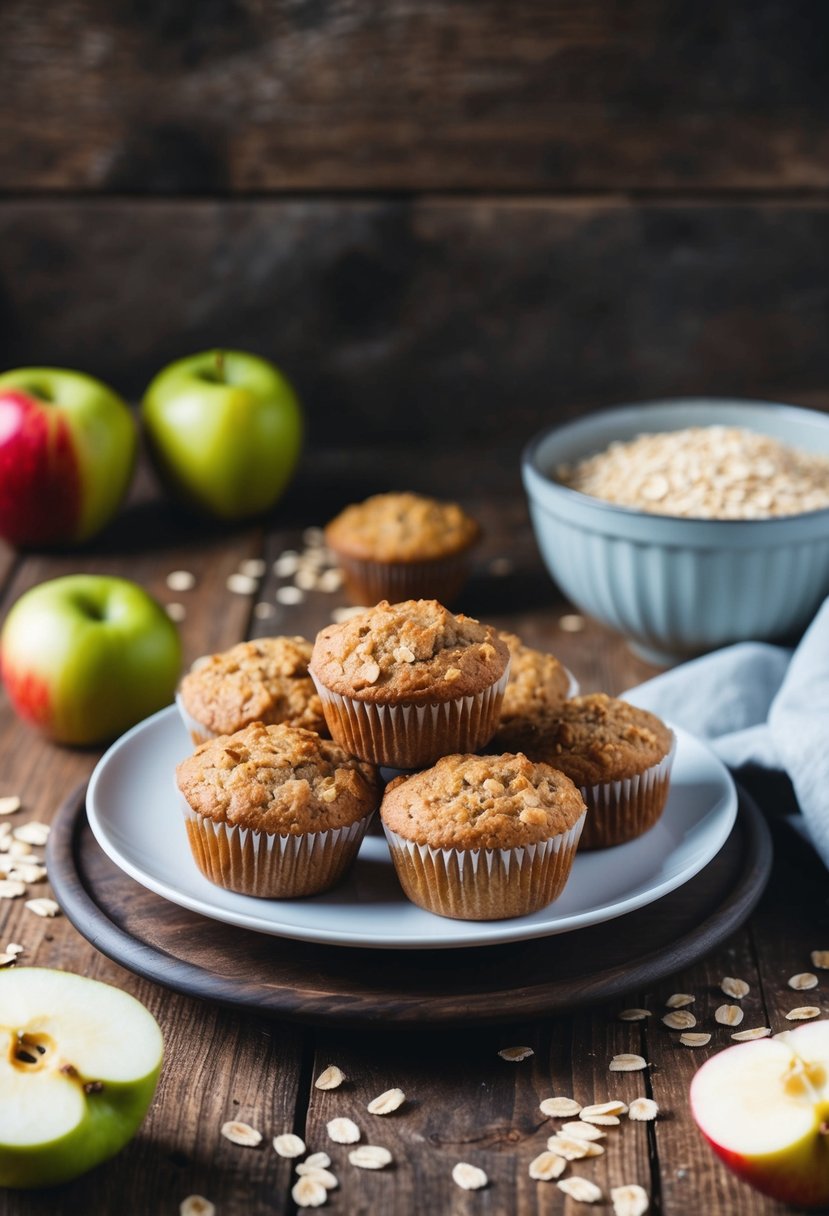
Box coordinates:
[452,1162,488,1190]
[529,1150,567,1180]
[558,1175,603,1203]
[540,1096,582,1117]
[367,1087,405,1114]
[273,1133,306,1158]
[220,1120,262,1147]
[611,1183,650,1216]
[179,1196,215,1216]
[292,1176,327,1208]
[314,1065,346,1090]
[348,1145,393,1170]
[326,1117,360,1145]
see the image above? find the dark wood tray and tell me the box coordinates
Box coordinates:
[46,783,772,1027]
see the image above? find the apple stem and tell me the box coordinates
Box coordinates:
[822,1122,829,1136]
[215,350,226,382]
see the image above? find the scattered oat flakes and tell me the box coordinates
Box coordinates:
[326,1117,360,1145]
[540,1096,582,1117]
[561,1121,605,1141]
[8,840,31,858]
[239,558,266,579]
[226,573,259,595]
[179,1197,215,1216]
[367,1087,405,1115]
[786,1006,821,1020]
[548,1134,604,1160]
[220,1121,262,1147]
[297,1166,338,1190]
[0,880,25,899]
[0,953,17,967]
[811,951,829,970]
[295,569,319,592]
[715,1004,744,1027]
[580,1101,627,1124]
[13,823,50,847]
[273,1133,306,1158]
[315,1065,346,1091]
[789,973,819,991]
[9,863,46,884]
[301,1152,332,1171]
[277,585,305,605]
[292,1176,327,1208]
[348,1145,392,1170]
[0,797,21,816]
[166,604,187,622]
[529,1150,567,1181]
[628,1098,659,1122]
[611,1184,650,1216]
[253,601,276,620]
[721,977,750,999]
[609,1053,647,1072]
[679,1033,711,1047]
[731,1026,772,1041]
[557,1175,603,1203]
[317,569,343,593]
[665,993,695,1009]
[166,570,196,592]
[24,898,60,918]
[5,943,23,956]
[274,552,301,577]
[498,1045,534,1062]
[452,1163,488,1191]
[662,1011,696,1030]
[618,1008,651,1022]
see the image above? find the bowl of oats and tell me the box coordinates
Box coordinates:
[522,399,829,662]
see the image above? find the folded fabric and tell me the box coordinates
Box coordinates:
[624,597,829,869]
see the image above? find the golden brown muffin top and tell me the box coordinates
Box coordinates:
[325,492,479,562]
[310,599,509,705]
[179,637,326,737]
[380,752,585,850]
[511,693,674,787]
[176,722,379,834]
[492,632,571,749]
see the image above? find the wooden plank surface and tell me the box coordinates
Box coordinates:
[3,200,829,433]
[3,0,829,193]
[0,452,811,1215]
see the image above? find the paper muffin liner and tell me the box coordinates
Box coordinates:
[330,550,473,608]
[181,803,373,898]
[577,732,677,850]
[312,665,510,770]
[382,814,585,921]
[175,691,220,747]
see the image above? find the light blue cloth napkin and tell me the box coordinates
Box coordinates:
[624,597,829,868]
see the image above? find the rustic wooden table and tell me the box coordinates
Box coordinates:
[0,450,821,1216]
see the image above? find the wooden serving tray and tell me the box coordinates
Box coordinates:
[47,784,772,1027]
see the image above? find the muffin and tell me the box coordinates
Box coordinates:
[324,492,479,606]
[176,722,379,898]
[380,752,586,920]
[309,599,510,769]
[176,636,326,745]
[512,693,675,849]
[489,631,577,752]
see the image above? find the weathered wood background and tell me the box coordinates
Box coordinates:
[2,0,829,446]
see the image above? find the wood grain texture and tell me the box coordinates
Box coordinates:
[3,199,829,438]
[2,0,829,193]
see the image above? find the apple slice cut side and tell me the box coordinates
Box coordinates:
[690,1023,829,1208]
[0,968,163,1188]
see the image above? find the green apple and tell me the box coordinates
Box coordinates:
[0,967,163,1188]
[0,367,136,548]
[691,1020,829,1207]
[0,574,181,745]
[141,349,302,520]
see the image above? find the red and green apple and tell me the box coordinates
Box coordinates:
[141,349,302,521]
[690,1020,829,1207]
[0,367,136,548]
[0,574,181,745]
[0,967,163,1188]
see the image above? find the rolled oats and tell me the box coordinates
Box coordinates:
[273,1133,306,1158]
[609,1053,647,1072]
[348,1145,392,1170]
[557,1176,603,1203]
[679,1033,711,1047]
[715,1005,744,1027]
[618,1008,651,1022]
[326,1117,360,1145]
[628,1098,659,1121]
[611,1184,650,1216]
[561,1121,605,1141]
[292,1176,327,1208]
[179,1197,215,1216]
[367,1087,405,1115]
[786,1007,821,1020]
[220,1121,262,1147]
[540,1096,582,1117]
[731,1026,772,1041]
[528,1150,567,1180]
[665,993,695,1009]
[452,1162,488,1190]
[811,951,829,970]
[789,973,819,991]
[721,977,750,999]
[662,1011,696,1030]
[314,1065,346,1090]
[0,797,21,816]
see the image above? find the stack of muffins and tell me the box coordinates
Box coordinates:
[175,491,675,922]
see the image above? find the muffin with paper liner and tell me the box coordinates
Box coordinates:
[380,752,586,920]
[176,722,379,898]
[309,599,510,770]
[508,693,675,850]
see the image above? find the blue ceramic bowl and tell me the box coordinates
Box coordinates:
[522,399,829,663]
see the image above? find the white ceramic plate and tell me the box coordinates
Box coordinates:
[86,705,737,950]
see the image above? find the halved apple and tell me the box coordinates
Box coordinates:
[0,968,163,1188]
[690,1020,829,1208]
